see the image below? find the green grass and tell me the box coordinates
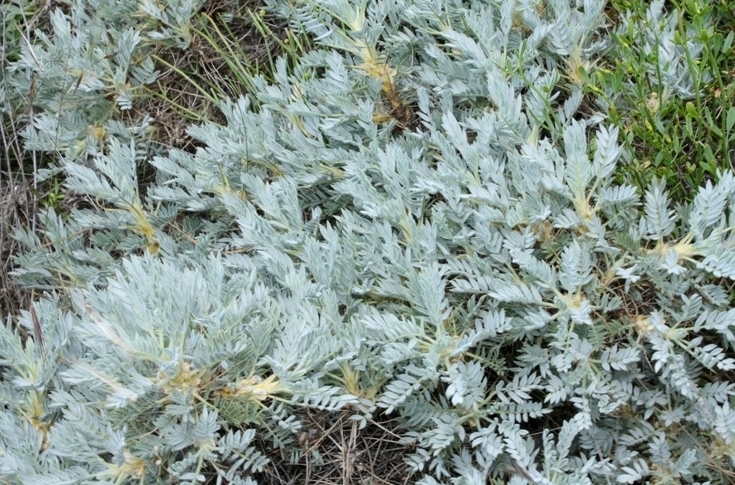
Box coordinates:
[147,3,313,125]
[589,0,735,202]
[0,0,47,316]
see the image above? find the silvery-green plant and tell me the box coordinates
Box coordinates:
[4,0,734,484]
[6,0,209,293]
[10,9,154,159]
[6,0,203,162]
[2,253,362,484]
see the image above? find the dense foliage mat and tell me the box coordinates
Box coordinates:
[2,0,735,484]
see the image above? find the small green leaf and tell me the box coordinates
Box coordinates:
[685,102,698,119]
[726,107,735,133]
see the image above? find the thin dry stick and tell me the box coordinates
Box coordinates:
[29,302,44,356]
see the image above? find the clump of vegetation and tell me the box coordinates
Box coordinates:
[2,0,735,484]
